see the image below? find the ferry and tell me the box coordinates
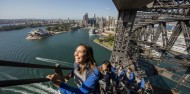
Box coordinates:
[89,28,98,36]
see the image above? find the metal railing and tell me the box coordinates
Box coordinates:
[0,60,73,87]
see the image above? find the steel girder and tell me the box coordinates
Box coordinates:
[110,10,137,67]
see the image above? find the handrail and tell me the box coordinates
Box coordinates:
[0,60,72,87]
[0,78,49,87]
[0,60,73,70]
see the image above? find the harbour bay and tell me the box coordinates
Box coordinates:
[0,27,111,94]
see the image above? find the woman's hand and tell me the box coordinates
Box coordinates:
[46,73,62,87]
[63,72,73,82]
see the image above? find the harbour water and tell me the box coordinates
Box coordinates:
[0,27,111,94]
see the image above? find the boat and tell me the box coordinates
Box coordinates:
[89,28,99,36]
[89,29,94,36]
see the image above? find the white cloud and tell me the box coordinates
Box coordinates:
[106,8,110,10]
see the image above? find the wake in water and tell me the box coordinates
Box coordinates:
[36,57,73,67]
[2,88,31,94]
[0,72,59,94]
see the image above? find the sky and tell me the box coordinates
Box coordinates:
[0,0,118,19]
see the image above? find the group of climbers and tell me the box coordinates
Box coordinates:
[47,44,153,94]
[115,63,146,94]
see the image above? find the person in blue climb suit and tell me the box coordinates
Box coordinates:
[135,74,145,93]
[47,44,100,94]
[125,67,135,85]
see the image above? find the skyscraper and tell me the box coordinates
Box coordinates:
[83,13,88,27]
[93,13,96,19]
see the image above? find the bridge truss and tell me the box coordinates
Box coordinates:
[110,0,190,92]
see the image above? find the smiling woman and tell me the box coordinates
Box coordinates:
[47,44,100,94]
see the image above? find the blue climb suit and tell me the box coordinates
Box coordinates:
[58,63,100,94]
[126,72,135,84]
[110,66,119,85]
[136,78,145,91]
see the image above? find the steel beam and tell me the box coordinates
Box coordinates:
[113,0,153,10]
[181,21,190,54]
[160,22,169,47]
[110,9,137,67]
[167,21,182,50]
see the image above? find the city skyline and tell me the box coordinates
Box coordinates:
[0,0,118,19]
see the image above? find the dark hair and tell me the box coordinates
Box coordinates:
[119,66,124,69]
[86,46,96,64]
[77,44,97,74]
[99,60,112,73]
[128,67,133,72]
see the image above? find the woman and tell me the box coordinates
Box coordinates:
[98,61,112,93]
[47,44,100,94]
[144,81,153,94]
[125,67,135,87]
[99,61,112,75]
[98,61,118,94]
[118,66,125,80]
[135,74,145,93]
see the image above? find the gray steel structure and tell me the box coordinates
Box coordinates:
[111,0,190,92]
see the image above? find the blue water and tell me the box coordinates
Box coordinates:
[0,27,111,94]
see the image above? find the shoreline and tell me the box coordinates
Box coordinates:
[26,31,65,40]
[93,39,113,51]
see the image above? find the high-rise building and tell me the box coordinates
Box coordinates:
[99,20,104,29]
[89,18,96,27]
[106,16,112,27]
[98,17,106,28]
[93,13,96,18]
[111,18,116,27]
[81,13,116,28]
[96,17,101,27]
[83,13,89,27]
[67,18,70,23]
